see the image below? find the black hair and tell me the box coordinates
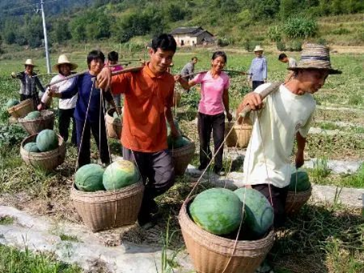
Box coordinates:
[108,51,119,62]
[191,56,198,61]
[212,51,227,63]
[151,34,177,53]
[87,50,105,68]
[278,53,287,61]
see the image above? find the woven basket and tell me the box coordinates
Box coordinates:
[105,107,122,139]
[70,181,144,232]
[179,198,274,273]
[285,187,312,215]
[20,133,66,172]
[8,99,34,119]
[225,122,253,148]
[18,110,55,135]
[171,138,196,176]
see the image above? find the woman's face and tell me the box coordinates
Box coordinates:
[89,58,104,75]
[211,56,226,72]
[59,64,71,76]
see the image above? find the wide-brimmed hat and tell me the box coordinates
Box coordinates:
[253,45,264,52]
[52,54,78,72]
[288,44,341,74]
[24,59,36,67]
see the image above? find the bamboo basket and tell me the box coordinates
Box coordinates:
[18,110,55,135]
[225,122,253,148]
[20,133,66,172]
[171,137,196,176]
[70,181,144,232]
[8,99,34,119]
[285,187,312,215]
[179,198,275,273]
[105,107,122,139]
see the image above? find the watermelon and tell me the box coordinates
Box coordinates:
[234,188,274,238]
[36,129,58,152]
[289,170,311,191]
[189,188,243,235]
[23,142,40,153]
[24,111,41,120]
[102,159,140,190]
[6,99,19,108]
[75,164,105,192]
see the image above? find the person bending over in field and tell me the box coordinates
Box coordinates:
[237,44,341,273]
[97,34,180,228]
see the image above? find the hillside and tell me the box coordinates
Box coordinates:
[0,0,364,52]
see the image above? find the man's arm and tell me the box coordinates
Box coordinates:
[165,106,180,138]
[35,77,45,93]
[295,132,306,168]
[263,58,267,82]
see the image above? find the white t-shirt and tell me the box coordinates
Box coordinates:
[288,57,297,68]
[41,75,77,110]
[243,83,316,188]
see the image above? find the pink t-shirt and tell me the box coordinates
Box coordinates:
[193,71,230,115]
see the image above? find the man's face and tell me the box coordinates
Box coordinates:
[149,48,174,74]
[192,58,198,64]
[255,51,263,57]
[25,65,34,74]
[89,58,104,75]
[298,69,329,94]
[59,64,71,76]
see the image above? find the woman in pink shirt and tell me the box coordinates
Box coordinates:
[176,51,232,175]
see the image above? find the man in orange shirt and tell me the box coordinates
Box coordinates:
[98,34,180,227]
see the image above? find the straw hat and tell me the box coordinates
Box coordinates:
[288,44,341,74]
[24,59,36,67]
[52,54,78,72]
[253,45,264,52]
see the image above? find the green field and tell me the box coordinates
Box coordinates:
[0,46,363,273]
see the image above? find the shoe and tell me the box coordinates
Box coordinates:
[214,167,226,176]
[198,165,207,171]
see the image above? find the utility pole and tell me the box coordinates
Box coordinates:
[40,0,51,74]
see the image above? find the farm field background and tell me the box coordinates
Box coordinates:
[0,46,363,273]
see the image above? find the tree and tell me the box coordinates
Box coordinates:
[53,20,71,44]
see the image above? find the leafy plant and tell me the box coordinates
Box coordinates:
[283,17,318,39]
[0,124,26,148]
[268,25,282,42]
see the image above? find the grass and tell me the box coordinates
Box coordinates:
[0,245,82,273]
[0,216,14,225]
[59,234,80,243]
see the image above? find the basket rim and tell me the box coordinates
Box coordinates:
[179,196,275,254]
[287,186,312,197]
[18,110,55,123]
[20,133,65,155]
[169,136,195,151]
[8,99,32,111]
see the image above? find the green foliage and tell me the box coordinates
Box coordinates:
[268,26,282,42]
[0,124,26,149]
[276,41,286,51]
[286,40,303,51]
[283,17,318,39]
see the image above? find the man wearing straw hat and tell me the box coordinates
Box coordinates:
[38,54,78,146]
[248,45,267,91]
[237,43,341,272]
[11,59,45,108]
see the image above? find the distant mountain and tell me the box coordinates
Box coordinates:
[0,0,95,16]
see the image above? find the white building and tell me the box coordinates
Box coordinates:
[171,26,214,47]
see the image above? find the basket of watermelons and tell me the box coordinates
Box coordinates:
[105,107,122,139]
[70,159,144,232]
[285,169,312,215]
[168,120,196,176]
[18,110,55,135]
[20,129,66,172]
[179,188,275,273]
[7,99,34,119]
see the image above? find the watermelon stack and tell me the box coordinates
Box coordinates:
[74,159,140,192]
[189,187,274,240]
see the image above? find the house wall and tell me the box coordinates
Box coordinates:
[173,35,198,46]
[196,32,214,44]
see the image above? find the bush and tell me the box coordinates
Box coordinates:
[268,26,282,42]
[283,17,318,39]
[276,41,286,51]
[244,39,259,52]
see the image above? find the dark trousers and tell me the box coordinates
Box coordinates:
[123,147,175,214]
[198,112,225,171]
[59,108,76,145]
[252,81,264,91]
[252,184,289,229]
[75,118,110,168]
[20,94,39,109]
